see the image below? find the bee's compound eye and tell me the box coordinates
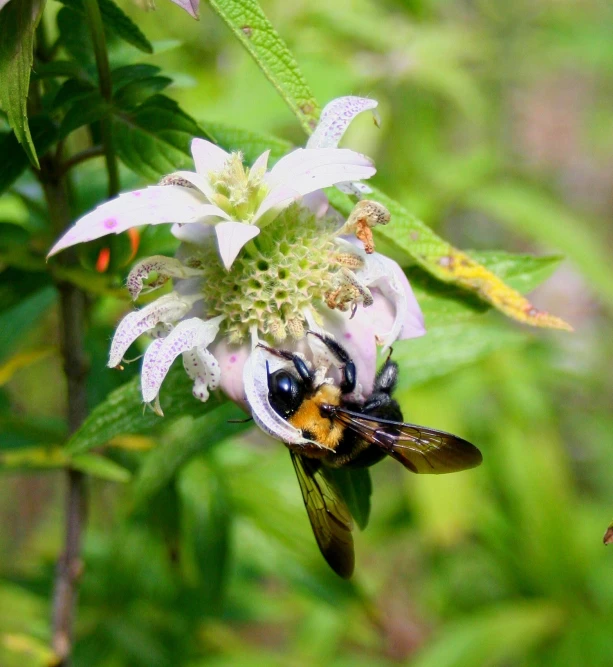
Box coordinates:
[268,370,304,418]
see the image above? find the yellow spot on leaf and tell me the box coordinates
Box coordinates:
[433,248,573,331]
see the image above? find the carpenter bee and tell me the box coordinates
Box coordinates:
[261,332,482,578]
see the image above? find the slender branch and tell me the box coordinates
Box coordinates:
[60,145,105,175]
[84,0,120,197]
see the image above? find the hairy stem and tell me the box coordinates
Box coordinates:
[84,0,120,197]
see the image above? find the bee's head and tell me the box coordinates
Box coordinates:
[266,361,306,419]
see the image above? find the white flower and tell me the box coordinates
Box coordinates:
[48,96,426,428]
[48,98,377,271]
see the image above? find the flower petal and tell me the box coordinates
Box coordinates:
[168,0,199,17]
[250,149,270,177]
[307,97,379,149]
[48,186,211,257]
[243,347,311,446]
[141,315,224,403]
[252,185,300,227]
[359,253,426,350]
[183,347,221,402]
[171,222,215,245]
[215,221,261,270]
[265,148,375,197]
[302,190,329,218]
[126,255,203,300]
[108,293,196,368]
[191,138,230,174]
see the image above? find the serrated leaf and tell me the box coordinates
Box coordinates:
[0,0,45,167]
[132,403,251,509]
[57,0,153,53]
[327,187,572,332]
[0,286,56,364]
[59,91,109,137]
[205,0,320,133]
[113,76,172,110]
[52,77,97,109]
[0,115,58,194]
[323,467,372,530]
[66,365,228,454]
[112,94,208,179]
[179,460,233,614]
[111,63,161,92]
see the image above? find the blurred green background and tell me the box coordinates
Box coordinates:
[2,0,613,664]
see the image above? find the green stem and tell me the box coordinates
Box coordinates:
[83,0,120,198]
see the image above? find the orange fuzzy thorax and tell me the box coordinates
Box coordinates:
[288,384,344,450]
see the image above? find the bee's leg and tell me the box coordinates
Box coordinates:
[257,343,314,390]
[306,331,356,395]
[363,359,402,420]
[372,358,398,395]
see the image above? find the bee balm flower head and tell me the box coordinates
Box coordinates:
[49,97,425,436]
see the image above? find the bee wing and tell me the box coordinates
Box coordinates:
[331,408,482,474]
[290,450,354,578]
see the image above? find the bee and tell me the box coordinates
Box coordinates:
[260,332,482,578]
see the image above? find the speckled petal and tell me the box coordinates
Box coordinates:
[215,221,261,270]
[140,315,224,403]
[191,138,230,174]
[243,347,311,446]
[183,347,221,402]
[48,186,210,257]
[126,255,203,300]
[307,97,379,149]
[108,293,195,368]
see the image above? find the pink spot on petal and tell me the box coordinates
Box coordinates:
[133,191,142,197]
[104,218,118,229]
[230,355,237,363]
[344,333,352,339]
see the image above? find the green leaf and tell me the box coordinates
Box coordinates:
[52,78,97,109]
[202,120,293,164]
[110,64,162,92]
[323,467,372,530]
[70,453,131,482]
[59,91,109,137]
[56,6,93,65]
[66,365,229,455]
[0,0,45,167]
[205,0,320,133]
[0,115,58,194]
[393,319,527,392]
[31,60,89,81]
[180,460,233,614]
[132,403,250,509]
[113,76,172,110]
[113,94,208,180]
[409,251,563,327]
[57,0,153,54]
[0,286,56,364]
